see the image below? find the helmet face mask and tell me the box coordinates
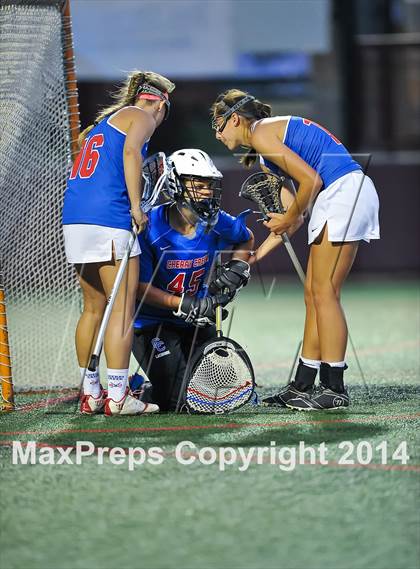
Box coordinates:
[179,176,222,225]
[166,149,223,230]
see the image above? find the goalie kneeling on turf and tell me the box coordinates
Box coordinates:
[132,149,254,412]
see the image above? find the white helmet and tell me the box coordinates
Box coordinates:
[166,149,223,230]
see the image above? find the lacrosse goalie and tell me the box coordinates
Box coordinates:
[132,149,254,411]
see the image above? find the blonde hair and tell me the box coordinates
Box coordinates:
[210,89,271,167]
[78,71,175,147]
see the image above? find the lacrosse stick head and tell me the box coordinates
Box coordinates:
[239,171,286,220]
[141,152,168,212]
[184,336,255,414]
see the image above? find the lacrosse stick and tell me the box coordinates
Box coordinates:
[141,152,168,212]
[240,171,306,283]
[88,153,167,371]
[178,259,255,414]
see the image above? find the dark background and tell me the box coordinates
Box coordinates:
[76,0,420,275]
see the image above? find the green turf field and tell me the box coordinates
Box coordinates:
[1,279,419,569]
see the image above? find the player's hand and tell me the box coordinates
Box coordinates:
[263,212,293,235]
[174,294,230,327]
[131,206,148,233]
[208,259,250,299]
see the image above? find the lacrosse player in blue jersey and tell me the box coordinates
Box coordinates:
[211,89,380,410]
[132,149,254,412]
[62,70,175,416]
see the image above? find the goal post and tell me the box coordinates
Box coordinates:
[0,273,13,411]
[0,0,81,409]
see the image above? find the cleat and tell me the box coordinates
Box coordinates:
[80,388,106,415]
[262,382,314,407]
[104,388,159,416]
[287,384,350,411]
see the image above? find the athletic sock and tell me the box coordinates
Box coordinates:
[328,361,346,368]
[80,367,101,398]
[320,361,348,393]
[300,356,321,370]
[294,358,319,392]
[107,368,129,402]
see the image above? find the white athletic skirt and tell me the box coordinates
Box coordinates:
[63,224,141,264]
[308,171,380,244]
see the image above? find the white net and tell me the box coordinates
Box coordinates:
[186,343,254,413]
[0,1,81,390]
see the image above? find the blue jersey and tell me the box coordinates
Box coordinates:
[261,116,361,190]
[134,204,251,330]
[62,113,149,230]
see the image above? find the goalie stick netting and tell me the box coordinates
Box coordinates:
[185,339,255,414]
[0,1,81,393]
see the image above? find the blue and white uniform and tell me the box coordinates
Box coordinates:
[260,116,380,244]
[62,108,147,263]
[134,204,251,330]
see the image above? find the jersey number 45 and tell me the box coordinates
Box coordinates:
[167,269,206,295]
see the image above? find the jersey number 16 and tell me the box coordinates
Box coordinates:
[69,134,104,180]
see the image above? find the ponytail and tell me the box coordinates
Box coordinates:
[239,101,271,167]
[78,70,175,148]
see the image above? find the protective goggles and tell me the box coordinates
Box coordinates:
[211,94,255,133]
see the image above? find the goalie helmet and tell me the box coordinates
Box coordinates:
[166,149,223,230]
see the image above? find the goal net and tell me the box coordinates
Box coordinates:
[0,0,81,398]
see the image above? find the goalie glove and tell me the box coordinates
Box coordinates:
[208,259,251,298]
[174,294,230,327]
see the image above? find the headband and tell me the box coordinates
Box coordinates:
[136,84,170,120]
[212,94,255,129]
[136,84,168,100]
[222,95,255,117]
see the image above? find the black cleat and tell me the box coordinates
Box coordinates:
[286,384,350,411]
[262,382,314,407]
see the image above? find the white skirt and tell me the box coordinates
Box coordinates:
[63,224,141,264]
[308,171,380,244]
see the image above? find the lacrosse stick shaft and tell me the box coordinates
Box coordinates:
[215,305,223,338]
[88,227,137,371]
[214,253,225,338]
[275,175,306,284]
[282,234,306,285]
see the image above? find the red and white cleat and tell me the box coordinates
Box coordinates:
[80,388,106,415]
[104,389,159,416]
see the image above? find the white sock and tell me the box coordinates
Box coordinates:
[301,356,321,370]
[80,367,101,398]
[324,361,346,368]
[107,368,129,402]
